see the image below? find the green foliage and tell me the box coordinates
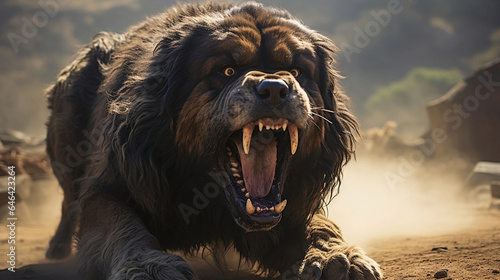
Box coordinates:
[467,29,500,69]
[364,67,462,112]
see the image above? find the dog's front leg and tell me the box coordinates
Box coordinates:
[282,212,382,280]
[76,191,196,280]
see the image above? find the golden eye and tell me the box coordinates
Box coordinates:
[290,69,300,78]
[224,67,236,77]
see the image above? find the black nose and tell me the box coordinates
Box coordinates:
[256,79,289,106]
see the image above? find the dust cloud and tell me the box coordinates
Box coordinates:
[25,177,63,222]
[327,156,477,248]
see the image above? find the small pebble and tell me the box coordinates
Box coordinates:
[434,269,448,279]
[431,247,448,252]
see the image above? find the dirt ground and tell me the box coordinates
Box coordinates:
[1,176,500,280]
[369,210,500,280]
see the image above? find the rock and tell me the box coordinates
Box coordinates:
[431,247,448,252]
[425,58,500,164]
[434,269,448,279]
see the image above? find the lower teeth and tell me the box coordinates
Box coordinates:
[244,199,287,215]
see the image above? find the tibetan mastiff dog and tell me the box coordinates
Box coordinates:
[45,2,382,279]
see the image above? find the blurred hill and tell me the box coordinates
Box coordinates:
[1,0,499,136]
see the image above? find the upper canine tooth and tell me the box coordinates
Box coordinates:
[243,123,254,155]
[289,124,298,155]
[282,122,287,131]
[273,199,287,214]
[246,199,256,215]
[258,121,264,132]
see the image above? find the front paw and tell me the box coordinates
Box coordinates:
[283,246,382,280]
[109,251,197,280]
[321,246,382,280]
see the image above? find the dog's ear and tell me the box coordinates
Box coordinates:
[102,31,193,214]
[313,33,359,202]
[102,24,217,214]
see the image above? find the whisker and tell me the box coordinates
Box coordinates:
[311,107,336,114]
[308,115,322,131]
[309,116,321,131]
[310,112,333,124]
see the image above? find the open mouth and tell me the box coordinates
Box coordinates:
[224,117,298,231]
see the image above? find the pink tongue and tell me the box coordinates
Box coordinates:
[235,139,277,198]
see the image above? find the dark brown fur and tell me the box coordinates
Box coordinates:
[45,2,382,279]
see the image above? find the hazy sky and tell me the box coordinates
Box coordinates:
[1,0,499,136]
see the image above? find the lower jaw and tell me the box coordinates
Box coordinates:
[224,184,284,232]
[233,211,282,232]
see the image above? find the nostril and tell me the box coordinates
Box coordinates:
[256,79,289,106]
[260,88,271,99]
[279,87,288,99]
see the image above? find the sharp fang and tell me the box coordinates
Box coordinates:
[258,121,264,132]
[288,124,298,155]
[273,199,287,214]
[243,123,254,155]
[246,199,256,215]
[282,122,287,131]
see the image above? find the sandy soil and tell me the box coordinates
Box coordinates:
[1,176,499,279]
[369,210,500,280]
